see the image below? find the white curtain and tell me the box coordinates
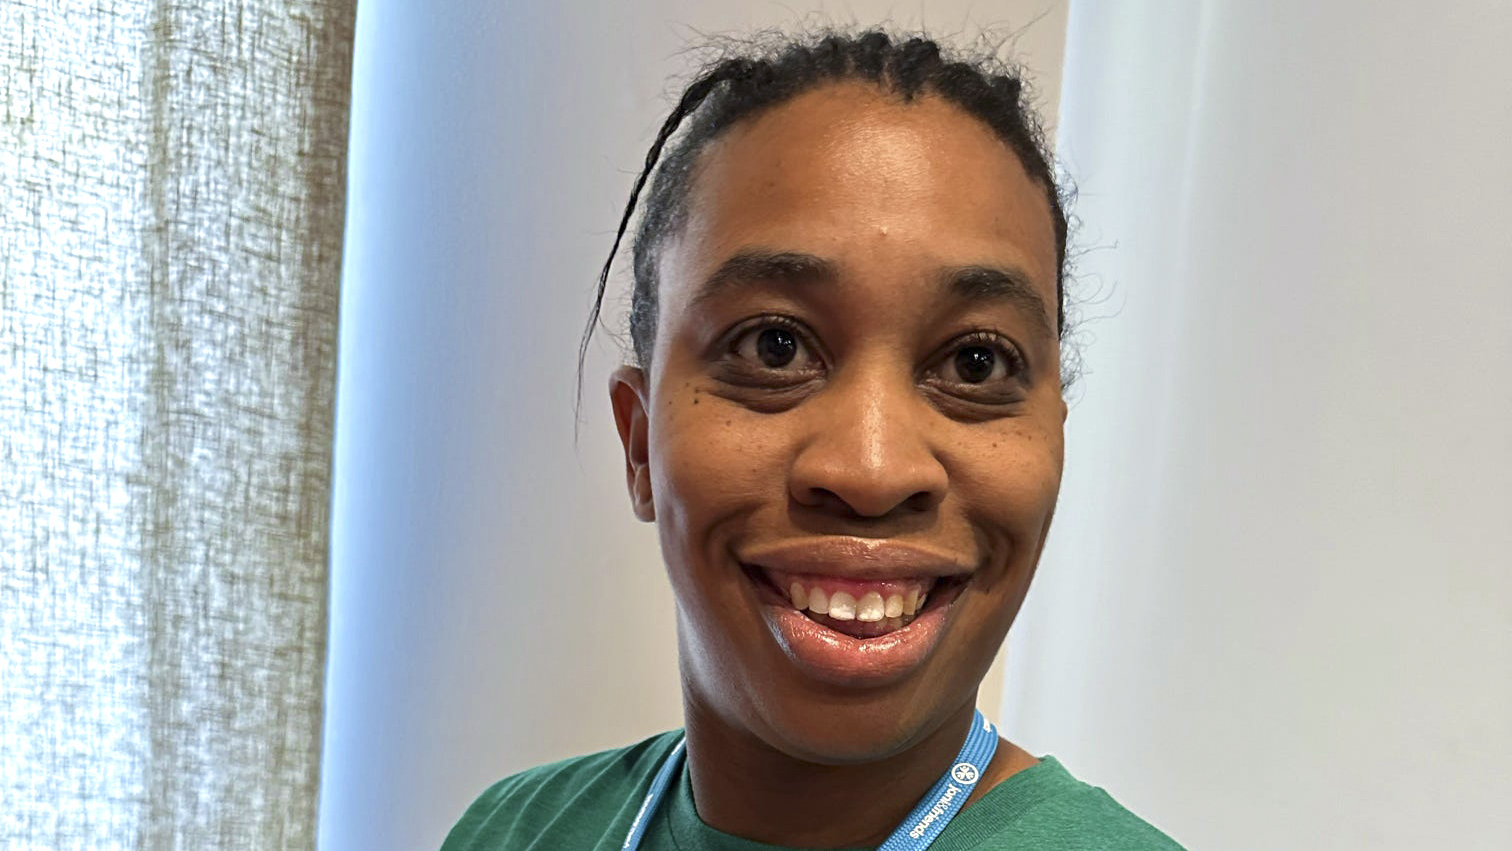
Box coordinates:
[1,1,354,848]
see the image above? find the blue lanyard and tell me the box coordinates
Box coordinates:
[621,710,999,850]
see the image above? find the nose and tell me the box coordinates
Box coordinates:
[788,369,947,519]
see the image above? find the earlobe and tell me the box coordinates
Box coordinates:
[609,365,656,522]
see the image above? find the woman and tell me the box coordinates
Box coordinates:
[443,29,1185,850]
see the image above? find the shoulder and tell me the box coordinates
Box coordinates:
[1017,756,1186,850]
[956,755,1187,851]
[474,729,681,809]
[440,730,683,851]
[1029,784,1186,849]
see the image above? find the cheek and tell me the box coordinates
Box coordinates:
[951,419,1065,554]
[648,388,789,565]
[648,390,795,692]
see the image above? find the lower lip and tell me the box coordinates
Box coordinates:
[746,571,967,688]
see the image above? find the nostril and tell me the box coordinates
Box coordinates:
[903,490,938,512]
[801,487,851,514]
[789,449,949,518]
[798,485,940,520]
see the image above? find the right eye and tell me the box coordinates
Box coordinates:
[741,326,799,368]
[716,317,826,391]
[730,320,821,371]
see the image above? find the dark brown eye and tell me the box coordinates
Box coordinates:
[927,334,1027,397]
[724,318,823,385]
[755,327,797,368]
[953,346,997,383]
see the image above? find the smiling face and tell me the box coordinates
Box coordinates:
[610,82,1066,764]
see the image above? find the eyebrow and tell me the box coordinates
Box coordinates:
[940,264,1055,337]
[692,248,1054,336]
[692,250,839,306]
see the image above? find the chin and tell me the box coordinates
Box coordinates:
[679,613,992,768]
[751,698,958,766]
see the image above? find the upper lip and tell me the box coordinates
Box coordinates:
[736,537,975,580]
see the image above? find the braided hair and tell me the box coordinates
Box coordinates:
[581,28,1071,393]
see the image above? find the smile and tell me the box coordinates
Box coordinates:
[736,539,975,686]
[755,568,959,638]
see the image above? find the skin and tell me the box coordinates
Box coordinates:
[610,81,1067,847]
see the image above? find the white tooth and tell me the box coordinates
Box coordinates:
[884,594,904,618]
[788,582,808,610]
[807,587,830,615]
[903,587,920,616]
[828,591,856,621]
[857,591,885,622]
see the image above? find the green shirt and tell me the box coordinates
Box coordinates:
[441,731,1186,850]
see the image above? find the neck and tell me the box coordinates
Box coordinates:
[682,695,992,848]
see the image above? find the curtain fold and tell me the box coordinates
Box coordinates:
[2,1,355,848]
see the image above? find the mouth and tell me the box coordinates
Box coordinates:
[734,540,977,687]
[742,565,970,639]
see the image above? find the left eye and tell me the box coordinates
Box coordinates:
[950,345,1001,383]
[936,342,1021,385]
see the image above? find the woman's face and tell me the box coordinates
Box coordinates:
[611,82,1065,764]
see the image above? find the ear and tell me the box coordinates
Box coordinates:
[609,365,655,522]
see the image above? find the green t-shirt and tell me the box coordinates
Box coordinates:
[441,731,1186,850]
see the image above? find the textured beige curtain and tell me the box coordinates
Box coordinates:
[1,1,354,848]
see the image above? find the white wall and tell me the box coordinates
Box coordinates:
[319,4,1068,850]
[1003,2,1512,849]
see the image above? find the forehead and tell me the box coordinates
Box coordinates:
[663,81,1058,305]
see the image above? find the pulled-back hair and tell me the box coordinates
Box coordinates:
[581,28,1071,389]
